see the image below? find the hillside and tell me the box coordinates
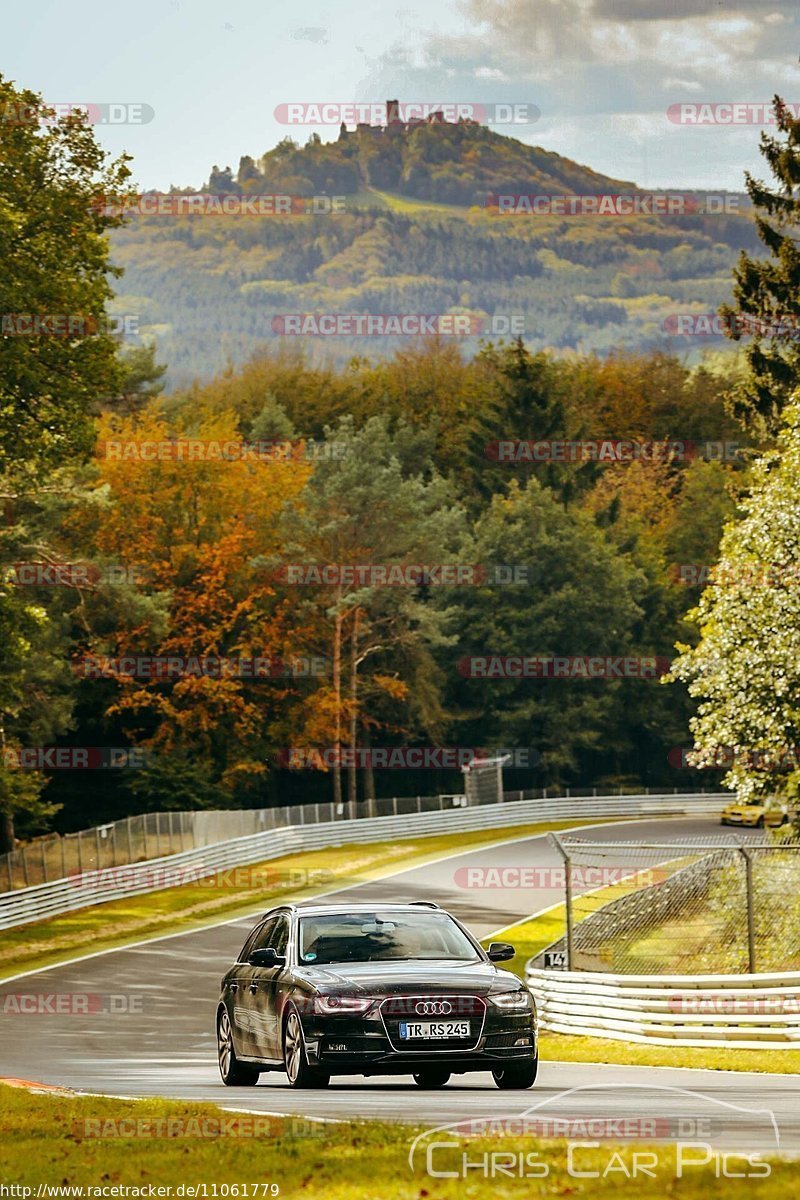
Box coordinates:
[217,118,636,207]
[109,121,759,386]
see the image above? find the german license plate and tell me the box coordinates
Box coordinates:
[398,1020,470,1039]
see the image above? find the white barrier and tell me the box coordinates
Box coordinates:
[526,966,800,1048]
[0,792,724,930]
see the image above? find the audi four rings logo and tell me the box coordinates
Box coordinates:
[415,1000,452,1015]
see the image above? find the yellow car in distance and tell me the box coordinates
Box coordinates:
[720,798,796,828]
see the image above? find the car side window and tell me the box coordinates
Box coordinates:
[238,916,275,962]
[270,915,290,956]
[252,916,278,953]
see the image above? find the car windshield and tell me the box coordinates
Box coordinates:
[297,911,482,965]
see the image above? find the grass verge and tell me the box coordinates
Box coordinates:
[538,1031,800,1074]
[0,1082,795,1197]
[1,819,600,981]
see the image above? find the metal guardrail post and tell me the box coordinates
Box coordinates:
[740,845,757,974]
[549,833,574,970]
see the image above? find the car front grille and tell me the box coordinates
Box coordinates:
[379,994,487,1052]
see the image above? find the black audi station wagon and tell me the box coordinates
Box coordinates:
[216,901,538,1089]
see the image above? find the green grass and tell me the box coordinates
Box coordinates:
[351,187,472,215]
[0,1083,795,1197]
[0,819,602,981]
[481,865,672,981]
[539,1031,800,1074]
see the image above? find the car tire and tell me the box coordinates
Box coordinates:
[412,1069,451,1088]
[492,1056,538,1090]
[283,1007,331,1089]
[217,1007,260,1087]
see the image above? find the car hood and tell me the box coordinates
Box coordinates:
[293,959,517,995]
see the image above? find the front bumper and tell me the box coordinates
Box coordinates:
[299,1000,537,1073]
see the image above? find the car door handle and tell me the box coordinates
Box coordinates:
[229,982,238,993]
[249,983,258,994]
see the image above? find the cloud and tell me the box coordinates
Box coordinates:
[291,27,330,45]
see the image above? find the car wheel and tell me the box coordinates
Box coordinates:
[217,1007,260,1086]
[413,1069,451,1088]
[492,1056,538,1090]
[283,1007,331,1089]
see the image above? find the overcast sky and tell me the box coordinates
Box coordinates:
[4,0,799,190]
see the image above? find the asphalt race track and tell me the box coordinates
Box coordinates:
[1,815,797,1155]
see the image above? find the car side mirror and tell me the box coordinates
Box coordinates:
[249,946,286,968]
[487,941,515,962]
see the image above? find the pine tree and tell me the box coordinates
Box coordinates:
[720,97,800,434]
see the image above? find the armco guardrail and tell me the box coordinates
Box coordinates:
[0,792,725,930]
[0,785,710,890]
[526,965,800,1049]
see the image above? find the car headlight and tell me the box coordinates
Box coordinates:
[313,995,374,1015]
[488,990,531,1009]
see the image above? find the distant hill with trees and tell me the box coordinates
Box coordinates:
[108,119,757,387]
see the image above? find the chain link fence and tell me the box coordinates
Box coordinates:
[0,784,712,893]
[534,832,800,975]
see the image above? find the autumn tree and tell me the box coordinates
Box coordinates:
[79,407,312,808]
[271,415,466,813]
